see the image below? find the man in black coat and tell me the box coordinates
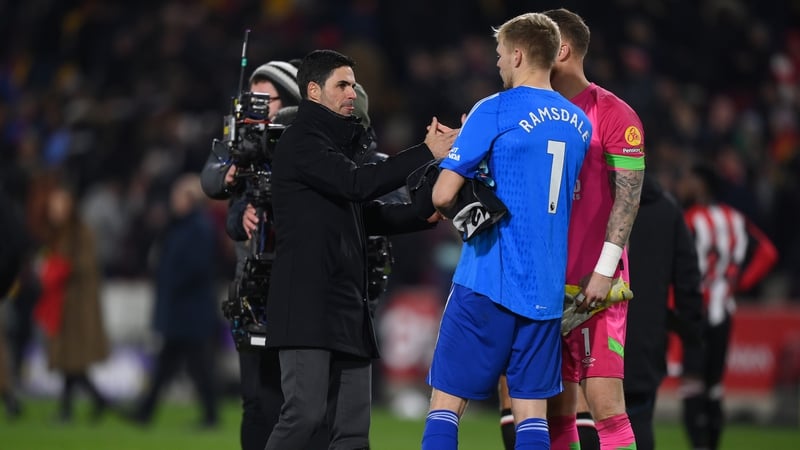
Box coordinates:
[263,49,456,450]
[623,172,706,450]
[575,172,706,450]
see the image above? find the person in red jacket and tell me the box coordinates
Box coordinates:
[679,162,778,450]
[34,177,110,423]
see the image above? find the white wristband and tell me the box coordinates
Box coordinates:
[594,242,623,277]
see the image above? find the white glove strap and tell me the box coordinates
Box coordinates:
[594,242,623,277]
[452,202,487,239]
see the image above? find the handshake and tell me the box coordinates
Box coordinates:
[561,277,634,335]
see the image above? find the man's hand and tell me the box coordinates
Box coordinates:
[426,210,445,223]
[225,164,237,186]
[574,272,614,313]
[424,117,458,159]
[561,277,633,335]
[242,203,258,240]
[679,375,705,398]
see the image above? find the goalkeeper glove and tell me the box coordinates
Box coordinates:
[406,159,508,241]
[560,277,633,335]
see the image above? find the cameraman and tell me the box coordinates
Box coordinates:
[200,60,311,450]
[202,60,300,203]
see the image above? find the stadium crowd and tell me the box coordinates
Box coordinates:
[1,0,799,441]
[0,0,798,314]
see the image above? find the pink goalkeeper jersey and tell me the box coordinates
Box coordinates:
[566,83,645,285]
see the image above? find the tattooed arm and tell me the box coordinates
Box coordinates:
[577,168,644,311]
[606,169,644,247]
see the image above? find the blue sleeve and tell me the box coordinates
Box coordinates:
[440,94,499,178]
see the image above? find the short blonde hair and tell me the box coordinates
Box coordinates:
[493,13,561,70]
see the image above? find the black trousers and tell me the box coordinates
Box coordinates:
[683,316,732,450]
[238,348,329,450]
[265,348,371,450]
[625,391,656,450]
[59,372,106,420]
[239,349,281,450]
[135,337,218,425]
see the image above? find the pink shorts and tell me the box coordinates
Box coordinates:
[561,301,628,383]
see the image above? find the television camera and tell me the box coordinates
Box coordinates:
[216,30,286,351]
[214,32,396,351]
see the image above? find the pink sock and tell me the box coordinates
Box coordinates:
[548,415,579,450]
[595,413,636,450]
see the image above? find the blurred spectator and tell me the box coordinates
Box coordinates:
[0,184,30,420]
[128,173,221,428]
[0,185,27,298]
[80,177,129,276]
[32,175,110,423]
[678,162,779,450]
[0,316,22,419]
[2,167,42,389]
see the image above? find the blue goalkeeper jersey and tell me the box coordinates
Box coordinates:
[440,86,592,320]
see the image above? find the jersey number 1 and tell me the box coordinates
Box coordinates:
[547,140,566,214]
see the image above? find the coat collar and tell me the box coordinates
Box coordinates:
[295,99,365,149]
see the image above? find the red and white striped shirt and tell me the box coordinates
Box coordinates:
[684,203,778,325]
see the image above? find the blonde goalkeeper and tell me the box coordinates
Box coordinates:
[497,8,645,450]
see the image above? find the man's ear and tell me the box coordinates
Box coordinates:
[513,48,523,68]
[557,43,571,62]
[307,81,321,102]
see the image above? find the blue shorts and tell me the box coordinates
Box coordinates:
[427,283,563,400]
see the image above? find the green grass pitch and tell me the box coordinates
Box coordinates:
[2,398,798,449]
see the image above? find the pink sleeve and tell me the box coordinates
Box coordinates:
[599,97,646,171]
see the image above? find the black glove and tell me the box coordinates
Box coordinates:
[450,178,508,241]
[406,159,508,241]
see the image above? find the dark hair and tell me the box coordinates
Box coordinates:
[691,161,722,199]
[297,50,355,99]
[543,8,591,57]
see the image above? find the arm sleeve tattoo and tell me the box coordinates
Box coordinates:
[606,169,644,247]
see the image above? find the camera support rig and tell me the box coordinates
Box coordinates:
[218,30,286,351]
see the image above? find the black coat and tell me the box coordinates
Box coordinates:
[624,174,705,394]
[265,100,435,358]
[0,189,28,297]
[153,209,220,340]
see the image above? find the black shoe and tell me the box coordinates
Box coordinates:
[2,393,22,420]
[192,418,219,431]
[54,410,73,425]
[90,397,110,423]
[120,406,151,427]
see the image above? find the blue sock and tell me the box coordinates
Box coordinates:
[421,409,459,450]
[515,417,549,449]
